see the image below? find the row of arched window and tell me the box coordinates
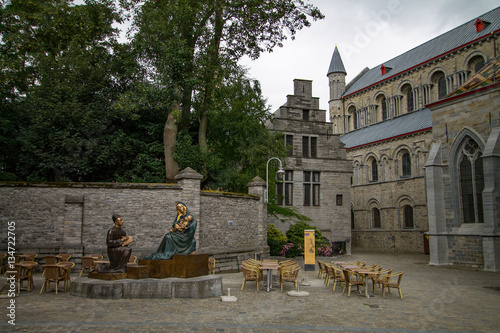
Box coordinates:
[352,147,425,186]
[342,53,487,132]
[351,205,414,230]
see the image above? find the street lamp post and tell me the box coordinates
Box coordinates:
[265,157,285,203]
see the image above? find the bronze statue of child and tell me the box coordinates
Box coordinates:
[170,215,193,233]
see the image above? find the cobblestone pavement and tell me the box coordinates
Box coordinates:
[1,251,500,332]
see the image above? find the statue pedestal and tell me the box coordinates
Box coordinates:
[88,272,127,280]
[126,265,150,279]
[139,254,208,278]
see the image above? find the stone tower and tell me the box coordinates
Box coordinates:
[327,46,346,134]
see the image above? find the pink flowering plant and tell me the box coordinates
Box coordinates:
[280,243,303,258]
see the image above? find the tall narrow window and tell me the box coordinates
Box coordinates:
[459,138,484,223]
[302,109,309,121]
[372,208,381,228]
[407,89,414,112]
[285,134,293,156]
[403,205,414,229]
[381,96,387,120]
[302,136,317,158]
[303,171,320,206]
[402,152,411,177]
[371,159,378,182]
[276,170,293,206]
[438,75,447,99]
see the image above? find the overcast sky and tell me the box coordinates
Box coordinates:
[240,0,499,113]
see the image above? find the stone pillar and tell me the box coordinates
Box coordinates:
[175,167,203,250]
[424,142,449,265]
[247,176,269,255]
[482,128,500,271]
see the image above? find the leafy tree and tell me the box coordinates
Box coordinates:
[0,0,164,182]
[121,0,324,182]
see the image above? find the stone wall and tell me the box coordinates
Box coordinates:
[352,230,427,253]
[0,168,268,272]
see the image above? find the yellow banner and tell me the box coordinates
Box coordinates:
[304,229,315,265]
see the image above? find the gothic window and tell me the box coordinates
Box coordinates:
[354,110,359,129]
[372,208,381,229]
[302,136,317,158]
[304,171,320,206]
[276,170,293,206]
[403,205,414,229]
[402,152,411,177]
[459,138,484,223]
[285,134,293,156]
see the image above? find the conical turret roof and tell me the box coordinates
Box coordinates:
[327,46,346,75]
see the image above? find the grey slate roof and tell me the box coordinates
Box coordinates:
[340,108,432,149]
[327,46,347,75]
[343,6,500,96]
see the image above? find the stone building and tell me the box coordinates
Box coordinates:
[267,79,352,253]
[329,6,500,256]
[425,57,500,271]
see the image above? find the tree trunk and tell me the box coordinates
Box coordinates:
[164,110,179,182]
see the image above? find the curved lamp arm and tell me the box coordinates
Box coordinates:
[265,157,285,203]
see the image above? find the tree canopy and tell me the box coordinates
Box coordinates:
[0,0,323,192]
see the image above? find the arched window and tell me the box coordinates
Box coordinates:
[372,208,381,229]
[459,138,484,223]
[381,97,387,120]
[401,84,413,113]
[402,152,411,177]
[354,110,359,129]
[468,55,485,74]
[431,71,447,100]
[403,205,414,229]
[370,159,378,182]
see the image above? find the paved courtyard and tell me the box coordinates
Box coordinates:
[1,250,500,332]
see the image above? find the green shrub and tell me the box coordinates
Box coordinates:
[267,223,288,256]
[286,222,323,245]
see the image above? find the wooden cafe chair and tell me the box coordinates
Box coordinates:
[371,268,393,293]
[57,262,75,291]
[40,265,66,294]
[13,261,38,295]
[240,262,261,291]
[279,263,301,292]
[330,265,346,292]
[342,269,366,297]
[382,271,404,299]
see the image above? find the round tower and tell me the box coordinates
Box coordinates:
[327,46,347,134]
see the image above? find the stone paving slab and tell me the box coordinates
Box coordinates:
[1,251,500,332]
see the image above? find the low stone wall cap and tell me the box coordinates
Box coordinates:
[175,167,203,180]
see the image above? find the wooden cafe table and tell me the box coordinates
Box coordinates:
[350,268,374,298]
[260,260,280,292]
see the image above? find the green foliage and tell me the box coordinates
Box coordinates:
[267,203,312,224]
[267,223,288,256]
[286,222,324,245]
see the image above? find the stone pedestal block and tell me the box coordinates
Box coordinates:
[126,265,150,279]
[70,275,223,299]
[139,254,208,278]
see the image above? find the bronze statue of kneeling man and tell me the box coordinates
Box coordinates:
[97,214,134,273]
